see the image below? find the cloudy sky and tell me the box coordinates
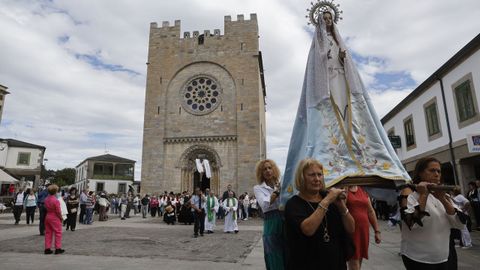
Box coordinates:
[1,0,479,179]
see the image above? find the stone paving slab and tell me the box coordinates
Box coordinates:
[0,225,261,263]
[0,212,265,270]
[0,223,27,230]
[1,213,479,269]
[0,252,244,270]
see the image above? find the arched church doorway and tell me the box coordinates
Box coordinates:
[177,145,222,194]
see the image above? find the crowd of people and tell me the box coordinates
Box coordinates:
[3,156,479,268]
[5,180,265,255]
[7,186,262,227]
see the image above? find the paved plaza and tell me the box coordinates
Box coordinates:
[0,212,479,269]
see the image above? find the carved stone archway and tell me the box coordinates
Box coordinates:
[177,145,221,194]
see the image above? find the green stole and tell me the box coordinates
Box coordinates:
[227,198,237,220]
[206,196,215,222]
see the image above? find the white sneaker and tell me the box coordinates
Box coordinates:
[462,245,472,249]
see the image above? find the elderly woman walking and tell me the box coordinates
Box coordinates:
[44,184,65,254]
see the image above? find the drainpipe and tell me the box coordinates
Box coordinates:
[437,76,459,186]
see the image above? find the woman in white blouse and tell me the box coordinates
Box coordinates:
[24,189,37,225]
[399,157,464,270]
[253,159,286,270]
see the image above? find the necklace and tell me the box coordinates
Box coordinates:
[306,201,330,243]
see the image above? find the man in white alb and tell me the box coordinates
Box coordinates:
[204,189,219,233]
[222,191,239,233]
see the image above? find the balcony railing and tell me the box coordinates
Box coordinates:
[92,174,133,180]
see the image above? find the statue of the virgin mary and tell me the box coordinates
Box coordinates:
[280,0,411,208]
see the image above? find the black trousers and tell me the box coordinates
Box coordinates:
[66,213,77,230]
[448,230,458,270]
[79,204,86,223]
[193,210,205,235]
[13,205,23,223]
[471,202,480,228]
[39,205,46,235]
[150,207,157,217]
[402,256,448,270]
[25,206,36,224]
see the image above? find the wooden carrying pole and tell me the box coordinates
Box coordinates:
[330,176,458,192]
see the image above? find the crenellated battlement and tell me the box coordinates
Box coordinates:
[183,29,222,39]
[224,13,257,22]
[150,20,180,31]
[150,13,258,42]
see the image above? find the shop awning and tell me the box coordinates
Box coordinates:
[0,169,19,183]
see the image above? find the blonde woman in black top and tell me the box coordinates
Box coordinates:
[284,158,354,270]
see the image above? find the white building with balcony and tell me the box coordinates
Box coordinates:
[0,138,46,195]
[75,154,135,195]
[382,34,480,191]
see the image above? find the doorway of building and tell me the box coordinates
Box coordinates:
[193,171,210,192]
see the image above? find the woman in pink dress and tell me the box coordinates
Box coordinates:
[346,186,381,270]
[44,184,65,254]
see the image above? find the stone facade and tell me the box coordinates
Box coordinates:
[141,14,267,196]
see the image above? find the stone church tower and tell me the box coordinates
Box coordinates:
[141,14,266,195]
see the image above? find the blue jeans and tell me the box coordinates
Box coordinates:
[85,208,94,224]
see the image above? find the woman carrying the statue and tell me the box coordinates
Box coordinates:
[284,158,355,270]
[399,157,464,270]
[253,159,286,270]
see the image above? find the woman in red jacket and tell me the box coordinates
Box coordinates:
[44,184,64,254]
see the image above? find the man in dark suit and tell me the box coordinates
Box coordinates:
[222,184,236,201]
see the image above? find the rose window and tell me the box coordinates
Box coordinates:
[182,76,222,115]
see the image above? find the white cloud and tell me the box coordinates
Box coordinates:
[0,0,479,181]
[368,89,412,118]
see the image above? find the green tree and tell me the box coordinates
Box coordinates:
[52,168,76,187]
[41,165,55,180]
